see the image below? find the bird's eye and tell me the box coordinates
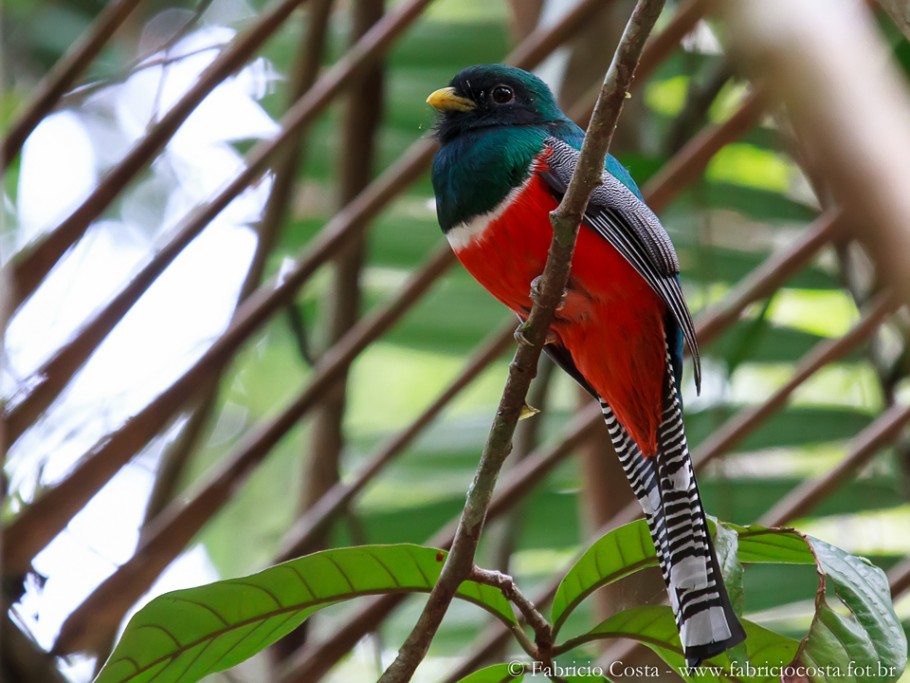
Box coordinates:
[491,84,514,104]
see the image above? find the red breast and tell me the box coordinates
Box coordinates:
[449,172,667,456]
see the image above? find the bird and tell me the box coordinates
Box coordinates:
[426,64,746,667]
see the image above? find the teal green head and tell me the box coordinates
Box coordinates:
[426,65,583,230]
[426,65,640,230]
[426,64,576,145]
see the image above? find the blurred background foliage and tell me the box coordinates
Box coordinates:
[2,0,909,681]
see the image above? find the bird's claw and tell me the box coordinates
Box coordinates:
[514,323,534,347]
[514,322,558,347]
[530,275,567,311]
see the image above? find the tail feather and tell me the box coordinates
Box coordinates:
[598,352,745,666]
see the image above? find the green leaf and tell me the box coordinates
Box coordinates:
[94,545,515,683]
[792,536,908,682]
[551,520,658,635]
[454,663,523,682]
[708,323,836,364]
[719,295,774,375]
[566,606,798,683]
[731,523,816,564]
[713,519,745,616]
[553,522,906,681]
[699,182,817,223]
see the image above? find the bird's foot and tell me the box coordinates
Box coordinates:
[514,323,534,347]
[530,275,567,311]
[513,321,558,347]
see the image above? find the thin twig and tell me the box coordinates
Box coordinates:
[378,2,665,680]
[470,567,553,662]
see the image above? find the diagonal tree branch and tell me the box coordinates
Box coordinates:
[378,2,666,680]
[719,0,910,309]
[1,0,144,170]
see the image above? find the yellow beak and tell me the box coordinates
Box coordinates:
[426,86,476,112]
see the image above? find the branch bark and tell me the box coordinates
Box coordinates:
[378,2,665,680]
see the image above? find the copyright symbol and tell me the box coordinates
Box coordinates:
[507,661,524,677]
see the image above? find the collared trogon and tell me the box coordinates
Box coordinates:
[426,64,746,666]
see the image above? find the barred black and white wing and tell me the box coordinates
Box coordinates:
[599,350,745,665]
[539,136,701,391]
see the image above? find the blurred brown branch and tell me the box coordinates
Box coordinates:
[719,0,910,310]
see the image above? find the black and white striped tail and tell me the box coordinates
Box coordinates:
[599,354,745,666]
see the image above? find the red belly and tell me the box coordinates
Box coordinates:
[451,174,667,456]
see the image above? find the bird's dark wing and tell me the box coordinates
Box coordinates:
[538,136,701,391]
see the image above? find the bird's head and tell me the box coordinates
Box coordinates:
[427,64,569,143]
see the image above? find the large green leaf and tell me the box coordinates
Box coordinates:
[94,545,515,683]
[732,523,815,564]
[791,537,908,682]
[561,606,798,683]
[551,520,657,635]
[551,521,905,681]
